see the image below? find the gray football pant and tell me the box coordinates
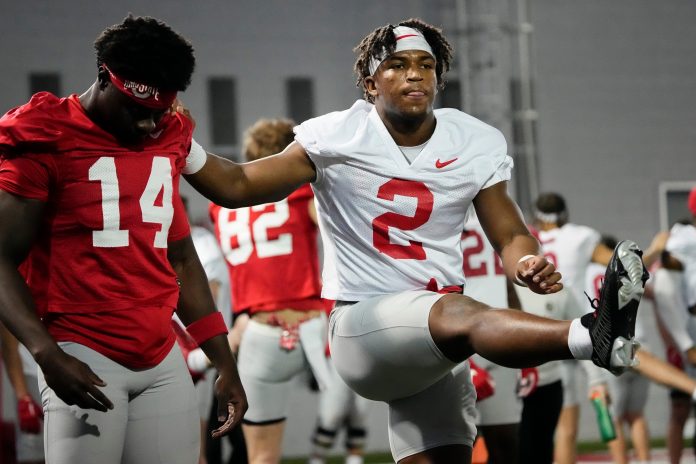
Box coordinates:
[38,342,199,464]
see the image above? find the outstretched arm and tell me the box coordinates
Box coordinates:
[474,181,562,294]
[184,141,317,209]
[0,191,113,412]
[168,235,247,437]
[635,349,696,396]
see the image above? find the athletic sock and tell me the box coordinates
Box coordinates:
[568,318,593,359]
[345,455,364,464]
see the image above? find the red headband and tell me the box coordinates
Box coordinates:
[103,65,177,110]
[688,186,696,216]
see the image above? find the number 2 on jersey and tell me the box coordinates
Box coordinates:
[89,156,173,248]
[372,179,434,260]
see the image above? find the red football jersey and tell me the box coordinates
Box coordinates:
[209,184,323,314]
[0,92,193,368]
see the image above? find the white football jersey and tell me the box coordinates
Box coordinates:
[666,222,696,307]
[538,223,600,312]
[191,226,232,326]
[462,210,507,308]
[295,100,512,300]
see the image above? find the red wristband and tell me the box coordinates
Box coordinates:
[186,312,228,345]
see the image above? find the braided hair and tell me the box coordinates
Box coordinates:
[353,18,453,103]
[94,15,195,91]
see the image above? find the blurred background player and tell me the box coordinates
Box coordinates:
[514,285,585,464]
[532,192,617,464]
[0,323,43,464]
[461,209,522,464]
[0,15,245,464]
[587,235,650,464]
[534,192,676,463]
[209,118,330,464]
[308,348,371,464]
[586,228,696,464]
[651,187,696,464]
[173,197,247,464]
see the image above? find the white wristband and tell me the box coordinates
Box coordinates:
[183,138,207,175]
[187,348,210,374]
[514,254,537,287]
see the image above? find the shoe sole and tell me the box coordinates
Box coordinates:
[608,240,648,374]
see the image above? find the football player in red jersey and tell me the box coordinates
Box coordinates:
[0,16,245,464]
[209,118,329,464]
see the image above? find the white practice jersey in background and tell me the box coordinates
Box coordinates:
[462,210,507,308]
[191,225,233,326]
[538,223,600,312]
[295,100,512,300]
[666,222,696,307]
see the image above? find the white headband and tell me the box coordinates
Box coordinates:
[368,26,435,75]
[534,210,562,224]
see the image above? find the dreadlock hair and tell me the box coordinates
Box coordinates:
[243,118,296,162]
[94,15,195,91]
[535,192,569,226]
[353,18,453,103]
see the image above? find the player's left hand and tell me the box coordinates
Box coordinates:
[516,255,563,294]
[210,369,247,438]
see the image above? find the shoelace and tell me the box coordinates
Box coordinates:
[584,291,600,314]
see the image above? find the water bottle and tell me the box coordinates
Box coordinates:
[590,390,616,442]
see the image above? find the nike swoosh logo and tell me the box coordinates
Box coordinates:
[435,158,458,169]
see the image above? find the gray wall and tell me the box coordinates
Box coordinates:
[531,0,696,247]
[1,0,695,457]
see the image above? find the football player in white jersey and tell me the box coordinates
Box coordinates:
[651,187,696,464]
[531,194,669,464]
[181,19,648,463]
[532,192,614,464]
[462,210,522,464]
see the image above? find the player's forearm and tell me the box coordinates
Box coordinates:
[184,142,315,209]
[184,153,251,209]
[0,264,61,365]
[198,334,239,378]
[499,233,542,283]
[169,237,221,326]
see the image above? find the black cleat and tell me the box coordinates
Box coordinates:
[581,240,650,375]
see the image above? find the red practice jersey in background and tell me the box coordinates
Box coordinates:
[0,92,193,368]
[209,184,324,314]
